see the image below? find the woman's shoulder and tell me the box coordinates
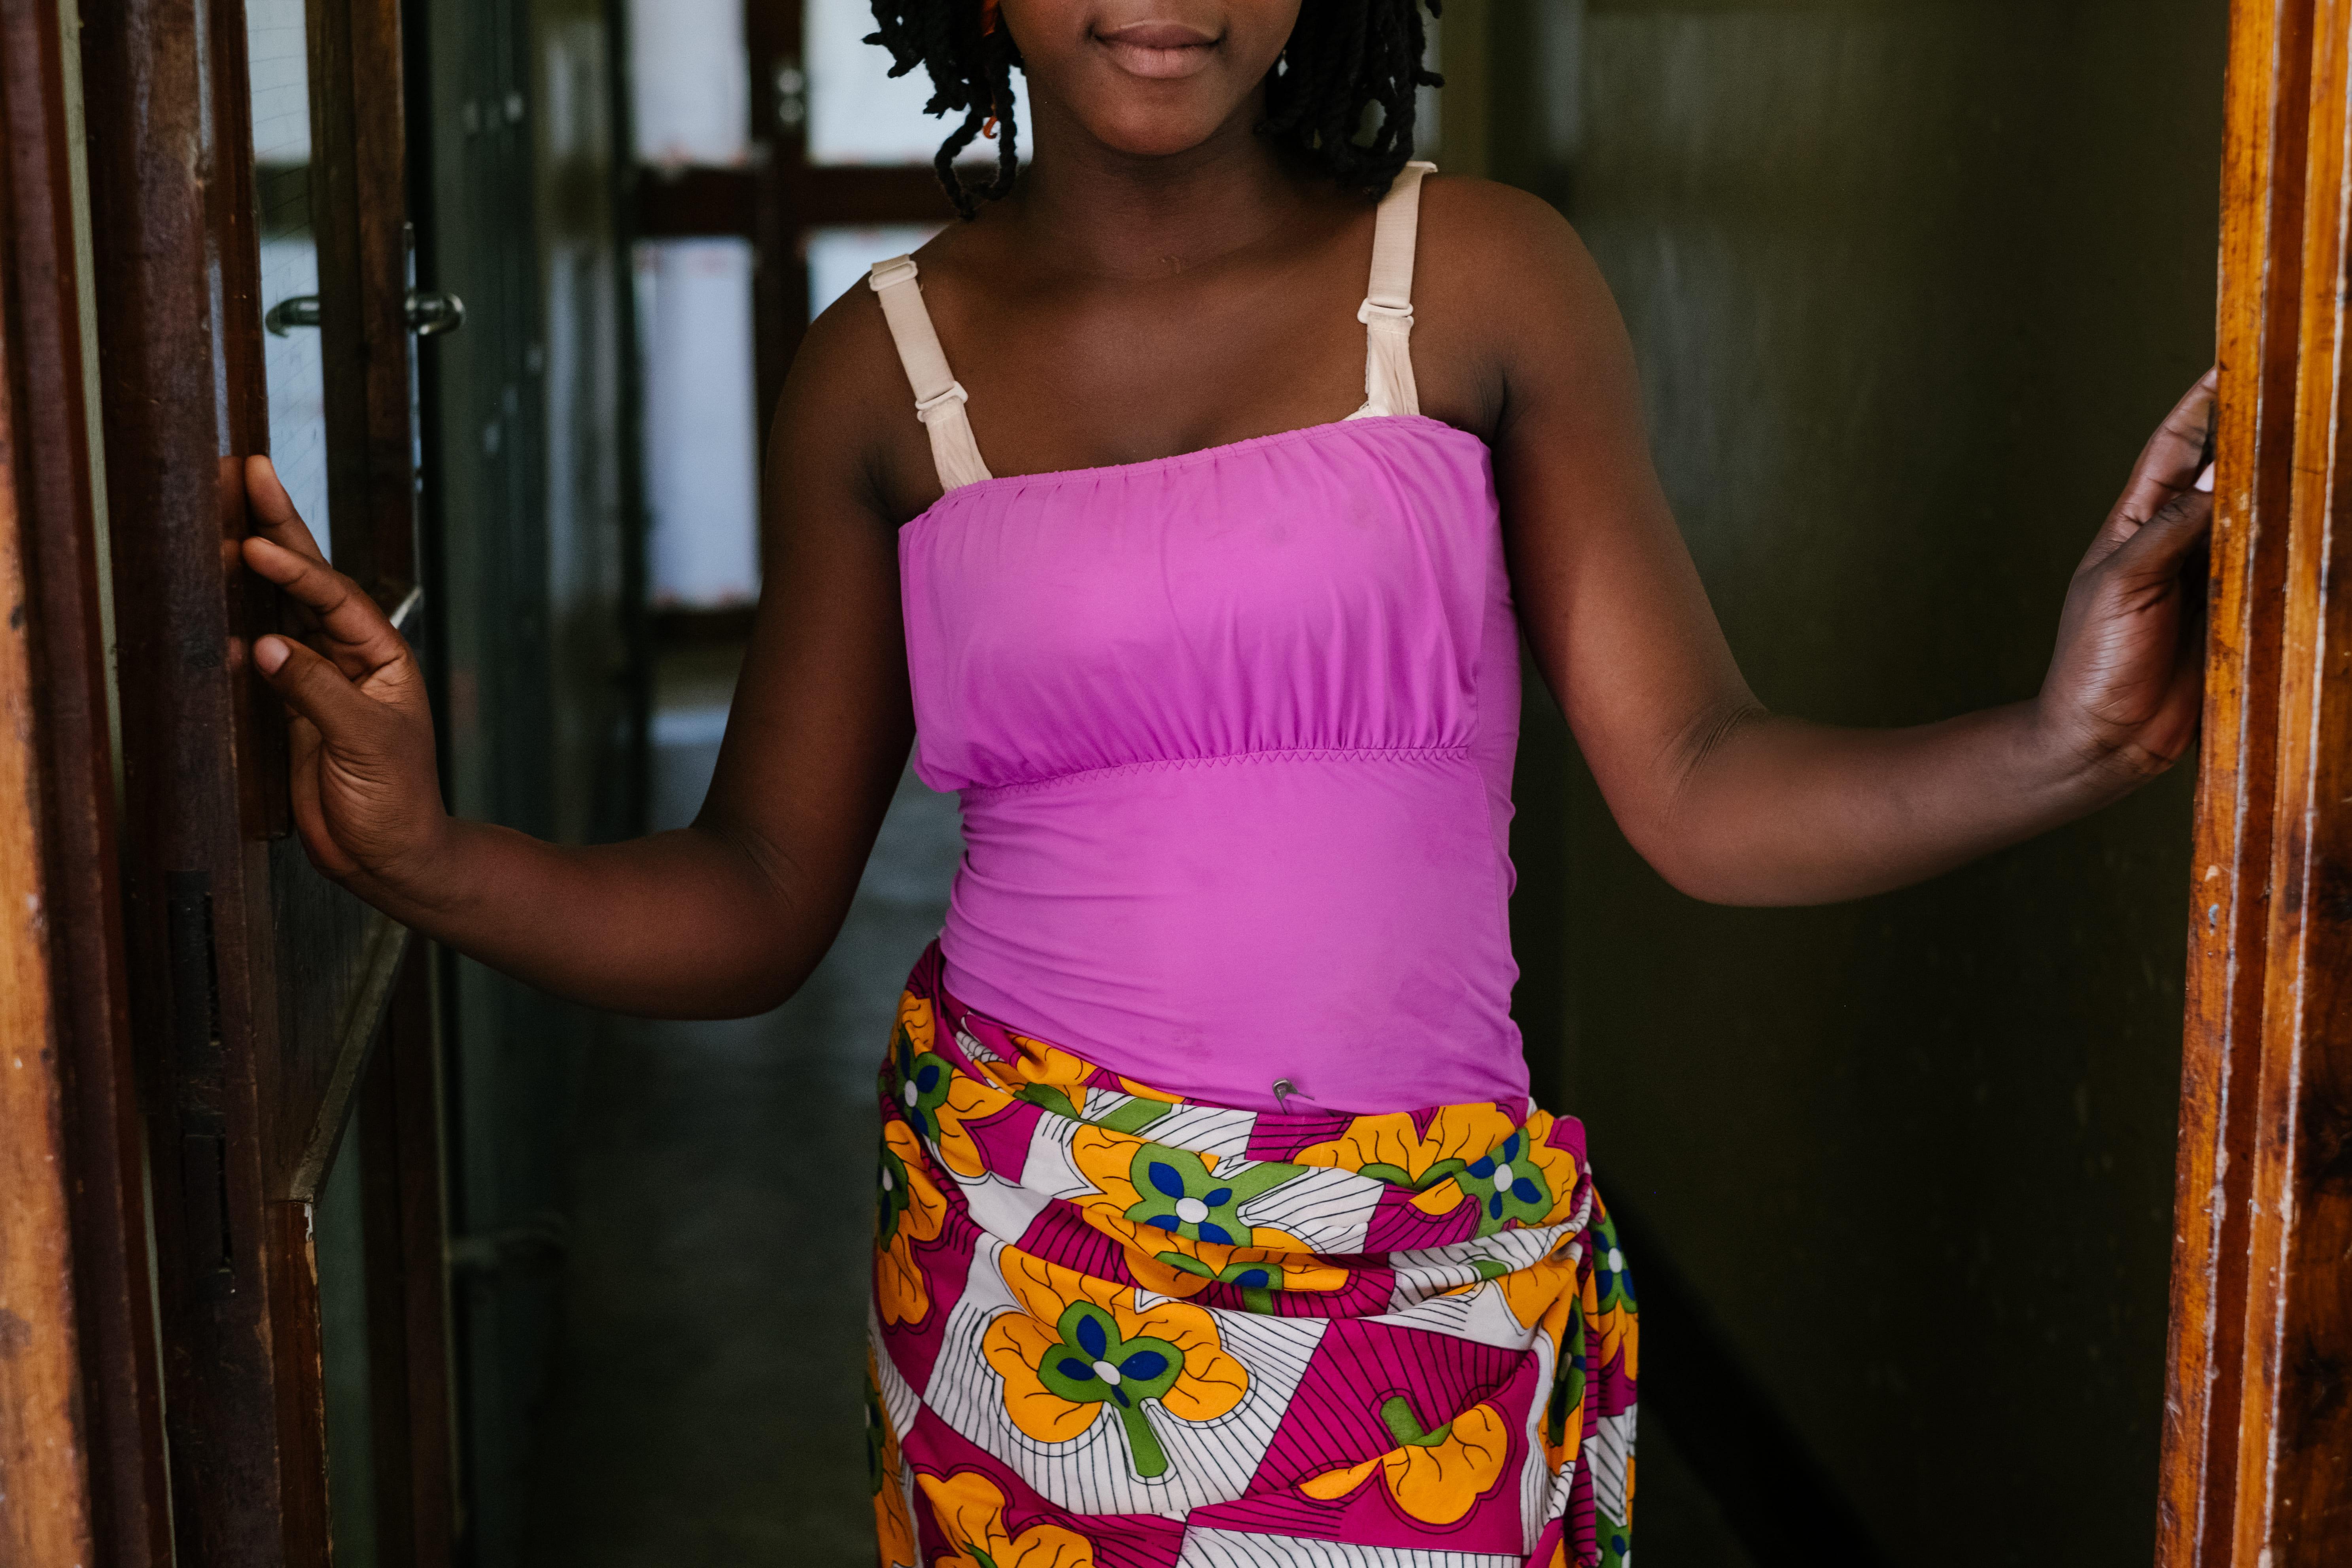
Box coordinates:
[1416,172,1613,328]
[778,250,959,524]
[1417,171,1571,243]
[1410,174,1626,433]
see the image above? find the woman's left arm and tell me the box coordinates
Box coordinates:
[1484,197,2214,907]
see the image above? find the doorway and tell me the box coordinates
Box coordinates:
[12,0,2351,1564]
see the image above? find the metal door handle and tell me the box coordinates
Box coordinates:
[405,289,465,336]
[264,289,465,337]
[264,295,321,334]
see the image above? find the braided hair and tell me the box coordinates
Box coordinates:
[863,0,1443,219]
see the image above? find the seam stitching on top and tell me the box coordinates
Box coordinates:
[963,744,1475,801]
[902,414,1489,530]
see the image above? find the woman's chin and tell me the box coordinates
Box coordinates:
[1078,106,1241,161]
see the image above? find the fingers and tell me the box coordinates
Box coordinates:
[242,534,409,680]
[280,713,363,879]
[244,454,329,564]
[2111,369,2220,530]
[290,754,365,881]
[2106,481,2215,584]
[253,634,399,752]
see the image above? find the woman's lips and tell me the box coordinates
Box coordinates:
[1094,21,1219,79]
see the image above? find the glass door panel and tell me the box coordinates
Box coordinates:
[247,0,334,556]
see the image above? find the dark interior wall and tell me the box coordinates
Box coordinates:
[1494,2,2224,1560]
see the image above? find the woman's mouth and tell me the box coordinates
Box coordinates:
[1093,20,1221,80]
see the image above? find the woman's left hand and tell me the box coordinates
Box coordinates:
[2034,368,2218,785]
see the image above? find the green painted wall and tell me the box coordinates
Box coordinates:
[1492,2,2225,1560]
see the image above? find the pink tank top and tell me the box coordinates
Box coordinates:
[873,164,1527,1114]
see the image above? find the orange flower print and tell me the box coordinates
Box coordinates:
[876,1119,949,1326]
[985,1035,1101,1117]
[1298,1396,1513,1526]
[1584,1210,1637,1383]
[1540,1219,1635,1487]
[1123,1237,1349,1315]
[1543,1301,1585,1477]
[1409,1180,1470,1219]
[994,1042,1184,1135]
[1067,1127,1340,1309]
[867,1359,918,1568]
[1505,1250,1579,1330]
[1068,1128,1297,1247]
[1296,1104,1520,1192]
[900,990,939,1053]
[1444,1243,1582,1344]
[1450,1116,1582,1238]
[919,1470,1096,1568]
[981,1248,1248,1477]
[884,990,1001,1179]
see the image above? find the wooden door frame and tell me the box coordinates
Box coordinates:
[0,0,172,1563]
[79,0,327,1556]
[79,0,456,1561]
[42,0,2352,1561]
[2162,0,2352,1560]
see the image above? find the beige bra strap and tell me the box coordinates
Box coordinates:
[868,255,993,491]
[1356,160,1435,420]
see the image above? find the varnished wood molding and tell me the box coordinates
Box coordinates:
[2162,0,2352,1562]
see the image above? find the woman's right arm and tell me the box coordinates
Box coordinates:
[239,301,921,1018]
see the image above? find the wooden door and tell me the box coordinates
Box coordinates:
[78,0,457,1562]
[0,2,174,1564]
[2161,0,2352,1560]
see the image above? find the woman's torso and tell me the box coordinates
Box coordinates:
[879,164,1530,1114]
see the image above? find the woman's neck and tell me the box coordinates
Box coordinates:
[1005,92,1328,280]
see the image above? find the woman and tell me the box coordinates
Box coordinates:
[236,0,2215,1562]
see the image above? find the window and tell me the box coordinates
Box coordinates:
[248,0,333,554]
[638,239,761,608]
[631,0,751,167]
[626,0,996,624]
[806,223,947,317]
[803,0,1031,166]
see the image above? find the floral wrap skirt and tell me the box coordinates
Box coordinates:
[870,946,1638,1568]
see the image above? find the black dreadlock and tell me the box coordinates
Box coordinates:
[863,0,1443,220]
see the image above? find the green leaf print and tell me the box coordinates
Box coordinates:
[1596,1509,1631,1568]
[1124,1144,1295,1246]
[1154,1250,1290,1315]
[1360,1157,1470,1193]
[1034,1301,1185,1478]
[883,1021,955,1147]
[1379,1395,1457,1449]
[864,1374,889,1494]
[1546,1297,1586,1453]
[877,1137,915,1251]
[1463,1129,1554,1238]
[1014,1082,1174,1135]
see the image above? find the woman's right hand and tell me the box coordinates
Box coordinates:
[239,455,450,896]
